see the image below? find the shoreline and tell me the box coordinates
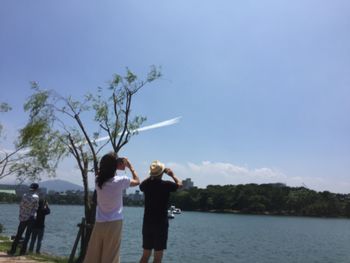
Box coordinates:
[0,235,68,263]
[202,208,350,219]
[2,202,350,219]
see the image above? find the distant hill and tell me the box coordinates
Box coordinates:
[40,179,84,192]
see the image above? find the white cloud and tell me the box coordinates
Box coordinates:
[167,161,285,188]
[164,161,350,193]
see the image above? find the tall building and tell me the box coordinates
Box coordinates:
[182,178,194,190]
[128,190,144,201]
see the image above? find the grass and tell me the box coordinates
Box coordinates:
[0,235,69,263]
[0,235,12,251]
[27,253,69,263]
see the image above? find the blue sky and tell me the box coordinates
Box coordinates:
[1,0,350,193]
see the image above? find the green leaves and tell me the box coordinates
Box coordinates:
[15,66,161,186]
[24,89,50,118]
[147,65,162,82]
[0,102,12,137]
[0,102,11,112]
[126,68,137,84]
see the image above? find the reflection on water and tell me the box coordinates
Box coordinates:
[1,204,350,262]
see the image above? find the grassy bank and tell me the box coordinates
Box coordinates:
[0,235,69,263]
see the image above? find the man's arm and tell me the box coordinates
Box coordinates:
[124,158,140,187]
[164,168,182,189]
[139,177,151,192]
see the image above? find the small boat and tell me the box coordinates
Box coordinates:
[173,208,182,214]
[168,210,175,219]
[168,205,181,217]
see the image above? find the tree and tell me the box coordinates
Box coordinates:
[0,102,34,182]
[0,102,14,179]
[18,66,161,258]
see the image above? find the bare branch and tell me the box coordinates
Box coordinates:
[116,90,132,151]
[68,133,84,173]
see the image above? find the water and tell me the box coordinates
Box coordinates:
[1,204,350,262]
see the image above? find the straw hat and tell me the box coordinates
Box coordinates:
[149,160,165,177]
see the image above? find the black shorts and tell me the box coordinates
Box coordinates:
[142,223,169,251]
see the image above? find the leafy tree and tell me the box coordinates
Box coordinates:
[170,183,350,218]
[0,102,13,179]
[0,103,12,136]
[345,202,350,217]
[0,102,34,182]
[286,188,318,214]
[248,195,269,212]
[0,192,18,203]
[18,67,161,258]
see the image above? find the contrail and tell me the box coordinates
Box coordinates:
[1,116,182,153]
[93,116,182,143]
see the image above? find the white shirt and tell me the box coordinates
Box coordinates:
[95,175,130,222]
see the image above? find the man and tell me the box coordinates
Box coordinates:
[139,160,182,263]
[8,183,39,256]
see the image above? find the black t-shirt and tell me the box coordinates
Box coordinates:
[140,178,178,224]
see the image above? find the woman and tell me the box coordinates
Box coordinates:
[29,199,50,254]
[84,152,140,263]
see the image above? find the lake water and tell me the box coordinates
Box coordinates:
[1,204,350,262]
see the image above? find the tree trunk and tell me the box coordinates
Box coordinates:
[78,161,93,262]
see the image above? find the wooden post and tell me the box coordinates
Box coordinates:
[68,218,84,263]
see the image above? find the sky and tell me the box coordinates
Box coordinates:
[1,0,349,193]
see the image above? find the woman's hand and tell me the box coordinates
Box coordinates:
[123,158,132,169]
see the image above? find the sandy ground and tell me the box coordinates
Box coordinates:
[0,252,49,262]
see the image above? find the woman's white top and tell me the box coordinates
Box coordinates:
[95,175,130,222]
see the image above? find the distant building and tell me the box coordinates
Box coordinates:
[66,190,84,196]
[0,184,27,197]
[48,190,57,195]
[127,190,144,201]
[0,184,47,198]
[182,178,194,190]
[0,189,16,195]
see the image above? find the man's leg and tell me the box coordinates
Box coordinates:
[9,221,27,255]
[153,250,163,263]
[152,223,167,263]
[140,249,152,263]
[20,218,34,255]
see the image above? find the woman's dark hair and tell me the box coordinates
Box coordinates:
[96,152,119,189]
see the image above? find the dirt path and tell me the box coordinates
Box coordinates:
[0,252,46,262]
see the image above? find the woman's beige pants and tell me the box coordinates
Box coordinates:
[84,220,123,263]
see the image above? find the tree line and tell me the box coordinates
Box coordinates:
[0,191,142,206]
[0,192,84,205]
[2,183,350,218]
[169,183,350,218]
